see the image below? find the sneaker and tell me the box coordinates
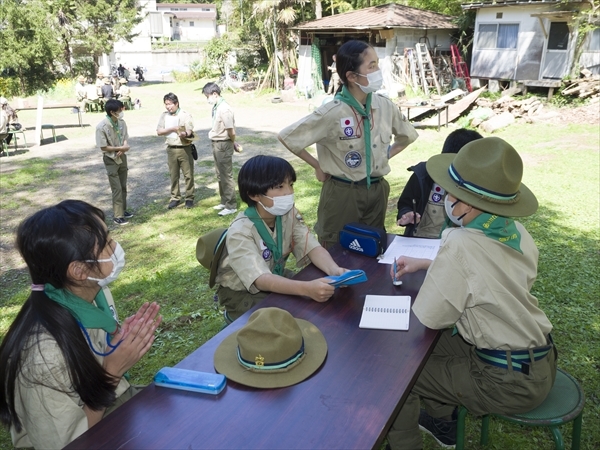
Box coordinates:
[113,217,129,226]
[167,200,180,210]
[212,204,226,210]
[124,211,134,219]
[218,208,237,216]
[185,200,194,209]
[418,409,457,449]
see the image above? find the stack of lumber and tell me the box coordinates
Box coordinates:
[474,96,545,119]
[561,69,600,100]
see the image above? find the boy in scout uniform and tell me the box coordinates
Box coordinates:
[388,137,557,449]
[213,155,348,322]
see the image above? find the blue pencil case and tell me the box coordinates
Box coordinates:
[154,367,226,395]
[325,269,367,287]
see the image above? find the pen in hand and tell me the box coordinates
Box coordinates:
[412,199,417,226]
[392,257,402,286]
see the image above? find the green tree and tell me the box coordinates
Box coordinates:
[0,0,63,95]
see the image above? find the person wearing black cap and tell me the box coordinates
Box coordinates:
[388,137,556,449]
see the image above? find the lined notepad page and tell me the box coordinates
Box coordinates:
[359,295,411,331]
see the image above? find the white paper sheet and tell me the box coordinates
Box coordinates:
[379,236,441,265]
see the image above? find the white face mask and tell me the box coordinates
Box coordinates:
[354,69,383,94]
[444,196,467,227]
[87,242,126,287]
[118,111,124,119]
[259,194,295,216]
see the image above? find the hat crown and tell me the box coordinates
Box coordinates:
[237,308,303,367]
[451,137,523,197]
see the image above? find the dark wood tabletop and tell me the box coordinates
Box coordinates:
[66,236,439,450]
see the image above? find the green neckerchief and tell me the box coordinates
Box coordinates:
[212,97,225,125]
[106,114,122,146]
[334,86,373,188]
[44,284,118,333]
[465,213,523,254]
[244,206,286,276]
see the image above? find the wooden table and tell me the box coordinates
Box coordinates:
[16,103,83,127]
[398,102,449,131]
[66,237,439,450]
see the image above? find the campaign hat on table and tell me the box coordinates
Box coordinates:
[426,136,538,217]
[214,307,327,389]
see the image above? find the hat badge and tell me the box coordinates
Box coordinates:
[255,355,265,367]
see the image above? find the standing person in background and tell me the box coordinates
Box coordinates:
[156,92,195,209]
[278,40,418,248]
[327,54,340,95]
[202,82,240,216]
[396,128,483,238]
[0,98,9,150]
[75,76,88,111]
[95,99,132,226]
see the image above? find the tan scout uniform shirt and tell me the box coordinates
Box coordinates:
[216,207,321,294]
[95,116,129,163]
[208,99,234,141]
[413,224,552,350]
[11,288,130,449]
[278,94,418,181]
[157,109,194,147]
[75,82,87,101]
[414,183,447,239]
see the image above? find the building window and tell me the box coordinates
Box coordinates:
[477,23,519,49]
[589,28,600,51]
[170,8,179,11]
[547,22,569,50]
[189,21,194,27]
[202,8,211,11]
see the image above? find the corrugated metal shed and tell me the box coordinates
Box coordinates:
[295,3,456,31]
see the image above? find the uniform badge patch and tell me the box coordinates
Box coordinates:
[344,126,354,137]
[262,248,272,261]
[345,151,362,168]
[340,117,355,128]
[431,183,445,203]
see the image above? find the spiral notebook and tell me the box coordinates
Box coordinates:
[359,295,411,331]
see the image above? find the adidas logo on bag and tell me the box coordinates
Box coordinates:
[349,239,363,252]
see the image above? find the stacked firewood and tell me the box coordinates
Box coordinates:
[474,96,545,118]
[561,69,600,100]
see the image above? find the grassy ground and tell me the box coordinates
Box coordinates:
[0,84,598,449]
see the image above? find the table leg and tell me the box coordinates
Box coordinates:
[437,109,441,132]
[78,108,82,127]
[445,105,449,128]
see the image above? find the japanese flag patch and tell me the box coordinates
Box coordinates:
[340,117,355,128]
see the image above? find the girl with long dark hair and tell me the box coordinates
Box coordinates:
[0,200,161,449]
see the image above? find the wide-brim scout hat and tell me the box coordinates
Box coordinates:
[119,78,127,84]
[426,137,538,217]
[196,228,227,288]
[77,75,86,82]
[214,307,327,389]
[103,78,111,84]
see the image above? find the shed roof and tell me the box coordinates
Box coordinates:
[295,3,456,31]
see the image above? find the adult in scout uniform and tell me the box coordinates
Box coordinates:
[387,137,557,449]
[95,99,132,226]
[0,200,161,449]
[211,155,347,322]
[202,82,241,216]
[75,75,88,111]
[156,92,195,209]
[396,128,482,238]
[278,40,418,248]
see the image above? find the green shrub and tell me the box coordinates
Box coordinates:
[0,76,21,98]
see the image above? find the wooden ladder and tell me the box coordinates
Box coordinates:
[415,42,441,96]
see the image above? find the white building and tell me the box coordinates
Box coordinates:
[111,1,217,72]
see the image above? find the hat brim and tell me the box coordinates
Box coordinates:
[209,232,227,288]
[426,154,538,217]
[214,317,328,388]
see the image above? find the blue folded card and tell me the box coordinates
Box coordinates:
[325,269,367,287]
[154,367,226,395]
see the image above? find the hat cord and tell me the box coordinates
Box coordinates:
[449,164,520,204]
[237,338,305,373]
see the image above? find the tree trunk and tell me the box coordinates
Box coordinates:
[314,0,322,19]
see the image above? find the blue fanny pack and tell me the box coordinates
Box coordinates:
[339,222,386,258]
